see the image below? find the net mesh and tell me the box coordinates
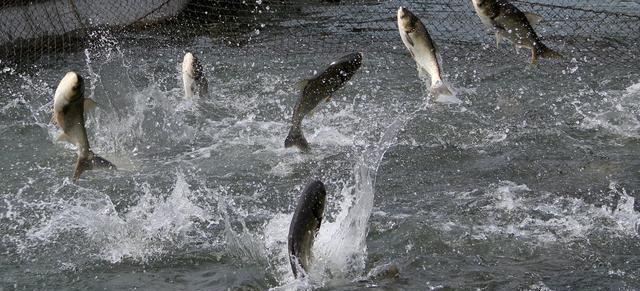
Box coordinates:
[0,0,639,65]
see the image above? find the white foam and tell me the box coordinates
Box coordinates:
[262,113,412,288]
[574,80,640,138]
[90,86,198,154]
[26,172,212,263]
[434,94,463,105]
[451,181,640,243]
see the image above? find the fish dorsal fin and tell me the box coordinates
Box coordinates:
[296,79,310,91]
[84,98,97,111]
[524,12,543,25]
[56,132,71,143]
[50,114,57,125]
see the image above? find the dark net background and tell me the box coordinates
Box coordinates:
[0,0,639,66]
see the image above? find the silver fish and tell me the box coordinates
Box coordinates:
[397,6,453,98]
[285,52,362,151]
[471,0,562,63]
[182,52,209,98]
[288,180,327,278]
[52,71,116,180]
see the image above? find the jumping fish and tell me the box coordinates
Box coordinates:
[397,6,457,102]
[182,52,209,98]
[52,71,116,180]
[285,52,362,151]
[471,0,562,63]
[288,180,327,278]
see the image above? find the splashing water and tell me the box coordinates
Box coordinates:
[25,172,212,263]
[437,181,640,244]
[573,80,640,138]
[262,109,417,289]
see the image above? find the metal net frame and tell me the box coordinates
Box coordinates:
[0,0,639,66]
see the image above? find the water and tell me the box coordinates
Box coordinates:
[1,2,640,290]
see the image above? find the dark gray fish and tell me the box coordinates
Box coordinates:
[288,180,327,278]
[472,0,562,63]
[52,71,116,180]
[285,52,362,151]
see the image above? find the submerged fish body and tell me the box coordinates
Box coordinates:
[182,52,209,99]
[52,71,116,180]
[471,0,562,63]
[285,52,362,151]
[397,6,453,98]
[288,180,327,278]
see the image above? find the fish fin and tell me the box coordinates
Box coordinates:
[295,79,310,91]
[524,12,543,25]
[72,152,117,180]
[199,77,209,97]
[537,45,563,60]
[50,114,57,125]
[432,81,463,105]
[530,48,538,64]
[84,98,97,111]
[289,254,307,278]
[56,132,71,143]
[495,32,503,47]
[284,127,309,152]
[193,60,204,80]
[404,32,414,47]
[417,66,430,81]
[325,95,332,103]
[430,80,454,98]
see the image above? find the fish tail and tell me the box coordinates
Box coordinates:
[284,127,309,152]
[73,152,117,180]
[536,44,562,60]
[430,80,463,104]
[430,79,453,97]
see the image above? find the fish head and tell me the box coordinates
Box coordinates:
[471,0,490,8]
[471,0,497,13]
[305,180,327,223]
[53,71,84,110]
[182,52,196,76]
[338,51,362,67]
[397,7,419,33]
[330,52,363,82]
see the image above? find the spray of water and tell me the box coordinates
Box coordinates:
[262,107,419,289]
[25,172,213,263]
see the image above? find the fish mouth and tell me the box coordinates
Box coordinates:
[337,52,363,65]
[397,6,408,18]
[57,71,84,102]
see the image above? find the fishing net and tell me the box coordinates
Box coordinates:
[0,0,638,65]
